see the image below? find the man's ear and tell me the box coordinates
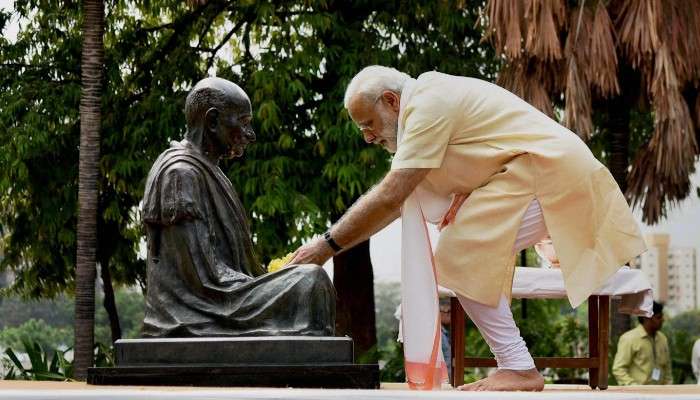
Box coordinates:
[382,90,400,112]
[204,107,219,132]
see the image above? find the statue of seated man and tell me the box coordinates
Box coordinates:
[140,77,335,337]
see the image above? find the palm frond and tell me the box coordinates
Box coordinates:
[658,0,700,85]
[627,43,698,224]
[588,1,619,97]
[564,56,593,139]
[615,0,661,68]
[686,1,700,83]
[524,0,567,62]
[561,3,593,139]
[482,0,525,59]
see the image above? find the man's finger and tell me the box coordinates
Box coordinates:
[285,248,302,266]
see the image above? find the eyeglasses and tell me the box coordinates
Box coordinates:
[355,95,384,132]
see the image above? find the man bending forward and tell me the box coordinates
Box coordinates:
[290,66,647,391]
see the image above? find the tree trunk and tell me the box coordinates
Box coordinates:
[608,104,631,342]
[332,240,377,362]
[606,69,635,343]
[99,256,122,343]
[74,0,104,381]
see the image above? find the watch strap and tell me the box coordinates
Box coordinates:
[323,231,343,252]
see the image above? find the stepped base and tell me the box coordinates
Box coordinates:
[87,363,380,389]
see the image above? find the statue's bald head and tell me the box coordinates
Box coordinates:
[184,77,256,160]
[185,77,251,130]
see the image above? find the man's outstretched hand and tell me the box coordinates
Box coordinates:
[287,236,335,266]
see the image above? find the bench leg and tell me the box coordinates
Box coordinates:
[598,295,610,390]
[450,297,465,387]
[588,295,599,389]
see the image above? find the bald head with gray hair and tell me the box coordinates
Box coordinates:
[343,66,412,109]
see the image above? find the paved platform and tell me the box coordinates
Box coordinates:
[1,381,699,399]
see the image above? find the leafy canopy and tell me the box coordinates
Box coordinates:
[0,0,496,297]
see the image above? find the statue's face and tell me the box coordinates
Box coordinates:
[210,104,256,159]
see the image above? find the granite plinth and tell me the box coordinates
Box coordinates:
[88,337,378,389]
[87,364,380,389]
[114,337,353,366]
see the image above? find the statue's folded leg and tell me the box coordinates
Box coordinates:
[144,263,336,337]
[224,264,336,336]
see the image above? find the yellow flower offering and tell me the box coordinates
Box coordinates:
[267,252,294,273]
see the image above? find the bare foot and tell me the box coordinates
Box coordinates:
[458,368,544,391]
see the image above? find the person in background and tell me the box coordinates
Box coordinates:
[612,302,672,385]
[439,297,453,381]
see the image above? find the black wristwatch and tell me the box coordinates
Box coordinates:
[323,231,343,253]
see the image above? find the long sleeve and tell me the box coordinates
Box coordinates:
[612,336,636,385]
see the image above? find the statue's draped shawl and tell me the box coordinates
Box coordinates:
[142,140,261,278]
[141,140,335,337]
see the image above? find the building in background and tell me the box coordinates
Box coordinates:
[631,233,698,316]
[668,246,698,313]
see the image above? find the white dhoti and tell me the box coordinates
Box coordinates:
[401,194,546,389]
[456,199,547,371]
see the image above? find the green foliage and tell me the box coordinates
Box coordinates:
[374,282,401,350]
[377,340,407,383]
[2,338,73,381]
[0,319,73,352]
[0,288,144,350]
[102,288,144,340]
[372,282,405,382]
[0,296,74,330]
[93,342,116,368]
[0,0,497,298]
[1,337,115,380]
[664,310,700,384]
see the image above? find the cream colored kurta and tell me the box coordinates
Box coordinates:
[392,71,647,308]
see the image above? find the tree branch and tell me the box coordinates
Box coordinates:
[195,6,224,49]
[205,18,247,72]
[243,21,253,62]
[123,1,228,104]
[140,21,177,32]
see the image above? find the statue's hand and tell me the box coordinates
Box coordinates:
[287,237,334,266]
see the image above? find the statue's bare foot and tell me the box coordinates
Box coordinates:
[458,368,544,391]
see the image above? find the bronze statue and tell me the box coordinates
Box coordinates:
[141,77,335,337]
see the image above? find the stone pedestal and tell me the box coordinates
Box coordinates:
[87,337,379,389]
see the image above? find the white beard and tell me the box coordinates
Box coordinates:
[378,108,399,153]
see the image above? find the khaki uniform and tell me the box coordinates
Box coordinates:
[392,72,647,308]
[612,325,673,385]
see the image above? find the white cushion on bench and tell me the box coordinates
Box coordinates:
[441,266,653,317]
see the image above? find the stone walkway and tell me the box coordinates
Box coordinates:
[1,381,699,400]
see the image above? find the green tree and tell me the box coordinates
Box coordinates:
[664,310,700,384]
[0,288,144,350]
[0,319,74,352]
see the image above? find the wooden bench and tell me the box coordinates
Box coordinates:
[443,266,651,390]
[449,295,611,389]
